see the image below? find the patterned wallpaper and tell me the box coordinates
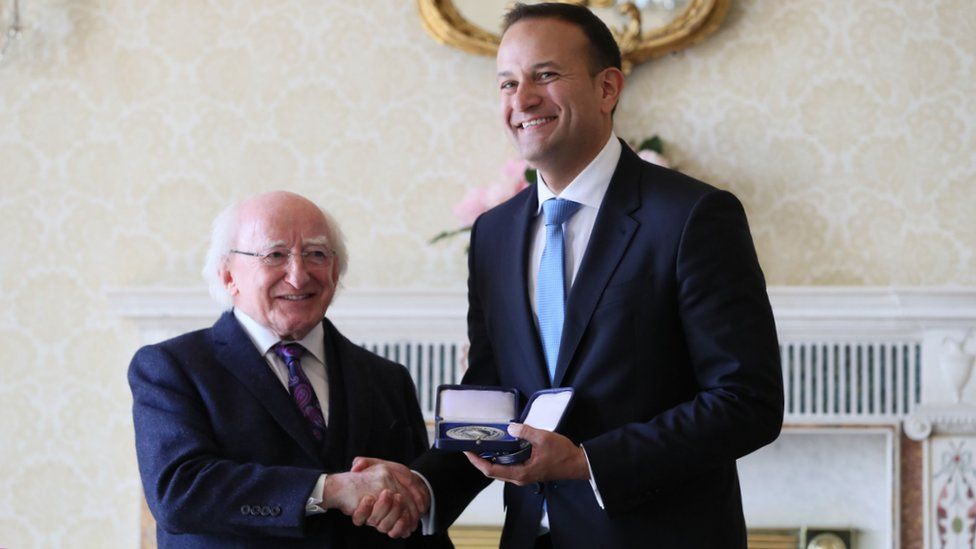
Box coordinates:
[0,0,972,547]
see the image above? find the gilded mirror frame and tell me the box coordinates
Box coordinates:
[417,0,731,73]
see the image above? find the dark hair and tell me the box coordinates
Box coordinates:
[502,2,622,74]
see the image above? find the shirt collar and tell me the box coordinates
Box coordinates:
[233,308,326,364]
[536,133,621,214]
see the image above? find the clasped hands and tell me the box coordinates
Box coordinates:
[324,457,428,539]
[332,424,589,539]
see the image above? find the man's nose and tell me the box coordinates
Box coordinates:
[284,255,311,287]
[513,81,542,111]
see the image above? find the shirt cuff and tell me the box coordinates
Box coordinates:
[305,473,328,515]
[580,444,605,509]
[411,470,436,535]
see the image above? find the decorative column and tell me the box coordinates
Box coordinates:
[905,330,976,549]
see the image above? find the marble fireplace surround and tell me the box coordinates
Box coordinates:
[110,286,976,549]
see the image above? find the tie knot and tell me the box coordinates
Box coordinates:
[273,342,304,362]
[542,198,582,227]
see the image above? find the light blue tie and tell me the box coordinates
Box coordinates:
[536,198,582,381]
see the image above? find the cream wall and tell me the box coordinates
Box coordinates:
[0,1,972,547]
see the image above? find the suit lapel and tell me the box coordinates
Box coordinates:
[323,319,373,464]
[554,146,642,386]
[505,190,552,390]
[212,312,323,463]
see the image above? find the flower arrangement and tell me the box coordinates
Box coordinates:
[430,158,536,244]
[431,135,668,246]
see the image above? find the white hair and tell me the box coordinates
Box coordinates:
[201,195,349,309]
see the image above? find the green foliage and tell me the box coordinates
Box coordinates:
[638,135,664,154]
[429,226,471,245]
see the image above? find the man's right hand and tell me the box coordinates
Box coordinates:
[322,461,424,538]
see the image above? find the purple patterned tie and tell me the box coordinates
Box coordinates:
[273,343,327,441]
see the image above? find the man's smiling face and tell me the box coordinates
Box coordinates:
[496,17,615,187]
[221,192,338,340]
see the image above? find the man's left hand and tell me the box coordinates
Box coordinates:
[463,423,590,485]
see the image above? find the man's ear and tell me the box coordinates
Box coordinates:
[330,263,341,289]
[598,67,625,115]
[220,265,238,297]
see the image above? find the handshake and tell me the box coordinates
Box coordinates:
[323,423,589,539]
[324,457,430,539]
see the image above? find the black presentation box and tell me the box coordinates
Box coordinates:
[434,384,574,465]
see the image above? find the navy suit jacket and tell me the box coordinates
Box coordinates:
[129,312,453,549]
[413,144,784,548]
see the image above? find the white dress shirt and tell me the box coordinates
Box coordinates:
[530,134,620,530]
[528,134,621,318]
[233,309,330,514]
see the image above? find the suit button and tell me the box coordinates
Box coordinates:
[271,506,282,517]
[250,506,260,516]
[261,506,271,516]
[240,505,250,515]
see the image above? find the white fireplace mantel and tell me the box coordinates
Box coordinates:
[107,285,976,422]
[108,285,976,337]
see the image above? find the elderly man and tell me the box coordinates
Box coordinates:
[362,3,784,548]
[129,191,450,548]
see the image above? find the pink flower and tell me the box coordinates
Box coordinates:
[453,187,489,226]
[486,158,531,207]
[638,149,670,168]
[501,158,530,183]
[485,177,529,209]
[453,158,532,226]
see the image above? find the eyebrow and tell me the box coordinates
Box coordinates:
[258,237,330,249]
[303,236,330,246]
[497,61,561,78]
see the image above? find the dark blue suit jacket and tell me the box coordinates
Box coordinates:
[414,144,784,548]
[129,312,453,549]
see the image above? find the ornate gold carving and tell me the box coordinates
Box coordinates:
[416,0,731,73]
[417,0,500,57]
